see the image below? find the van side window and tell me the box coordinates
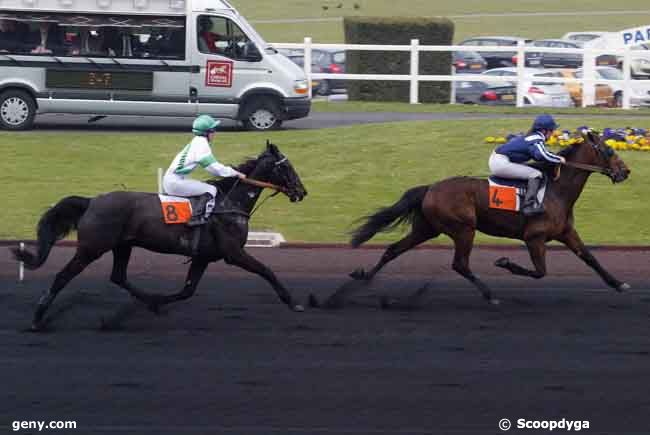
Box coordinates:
[0,12,185,60]
[197,15,259,61]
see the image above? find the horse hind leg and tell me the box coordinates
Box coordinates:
[451,227,499,305]
[110,245,151,303]
[350,213,439,281]
[32,250,97,330]
[110,246,208,313]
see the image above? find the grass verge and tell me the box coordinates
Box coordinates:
[3,116,650,244]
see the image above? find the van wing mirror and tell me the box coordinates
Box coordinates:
[243,41,262,62]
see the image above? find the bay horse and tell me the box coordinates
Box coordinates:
[13,142,307,330]
[346,129,631,305]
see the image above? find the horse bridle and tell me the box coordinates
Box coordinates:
[562,135,613,176]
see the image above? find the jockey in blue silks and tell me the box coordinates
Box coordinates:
[488,114,566,216]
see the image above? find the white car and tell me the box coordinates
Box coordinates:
[481,67,574,107]
[629,44,650,79]
[590,66,650,107]
[562,31,613,43]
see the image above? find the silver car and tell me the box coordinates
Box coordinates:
[481,67,574,107]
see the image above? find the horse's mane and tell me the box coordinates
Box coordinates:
[528,142,580,175]
[205,152,268,192]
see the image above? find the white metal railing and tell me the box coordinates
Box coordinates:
[273,38,646,109]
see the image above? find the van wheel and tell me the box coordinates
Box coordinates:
[0,90,36,130]
[242,97,283,131]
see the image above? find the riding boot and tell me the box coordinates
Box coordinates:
[522,177,544,216]
[188,193,213,227]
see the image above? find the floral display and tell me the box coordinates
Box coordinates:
[485,127,650,151]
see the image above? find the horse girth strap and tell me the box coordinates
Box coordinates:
[563,161,611,176]
[241,178,286,192]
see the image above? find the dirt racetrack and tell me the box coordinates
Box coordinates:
[1,245,650,434]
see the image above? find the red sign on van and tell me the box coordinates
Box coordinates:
[205,60,233,87]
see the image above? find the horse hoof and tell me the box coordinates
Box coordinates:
[617,282,631,292]
[30,322,44,332]
[494,257,509,268]
[308,294,320,308]
[349,268,367,280]
[292,304,305,312]
[489,298,501,306]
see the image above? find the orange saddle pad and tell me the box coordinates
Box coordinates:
[158,195,193,224]
[488,185,520,212]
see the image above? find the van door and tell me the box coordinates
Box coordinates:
[189,14,267,119]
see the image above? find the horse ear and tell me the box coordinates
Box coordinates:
[580,128,598,145]
[266,139,279,155]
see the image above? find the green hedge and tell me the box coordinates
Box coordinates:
[344,17,454,103]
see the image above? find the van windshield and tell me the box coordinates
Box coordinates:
[236,14,275,53]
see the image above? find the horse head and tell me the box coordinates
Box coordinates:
[576,129,630,183]
[251,140,308,202]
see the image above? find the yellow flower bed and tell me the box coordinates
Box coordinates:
[485,128,650,152]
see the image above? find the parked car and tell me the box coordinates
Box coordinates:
[312,48,346,95]
[284,53,323,94]
[529,39,583,68]
[532,69,615,107]
[481,67,574,107]
[535,38,618,68]
[454,80,516,105]
[458,36,541,69]
[562,31,612,43]
[630,44,650,79]
[452,50,487,74]
[592,66,650,107]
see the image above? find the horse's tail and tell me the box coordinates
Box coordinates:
[350,185,429,248]
[12,196,91,270]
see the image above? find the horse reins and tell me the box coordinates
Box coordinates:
[240,177,286,193]
[562,161,612,176]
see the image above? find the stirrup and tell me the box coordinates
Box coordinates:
[187,215,208,227]
[522,202,544,216]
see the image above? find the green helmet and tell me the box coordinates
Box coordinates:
[192,115,220,136]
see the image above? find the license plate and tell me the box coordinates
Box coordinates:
[470,64,482,69]
[501,94,515,101]
[529,59,541,65]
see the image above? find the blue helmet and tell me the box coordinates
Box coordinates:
[532,114,559,131]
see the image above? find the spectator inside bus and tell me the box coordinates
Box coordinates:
[0,19,30,53]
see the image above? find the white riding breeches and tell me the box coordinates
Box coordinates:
[163,174,217,197]
[162,174,217,217]
[488,151,542,180]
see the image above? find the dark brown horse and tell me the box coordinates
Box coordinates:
[346,129,631,305]
[13,142,307,330]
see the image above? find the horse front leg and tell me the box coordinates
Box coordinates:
[557,228,630,292]
[224,249,304,312]
[495,236,547,279]
[147,259,210,310]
